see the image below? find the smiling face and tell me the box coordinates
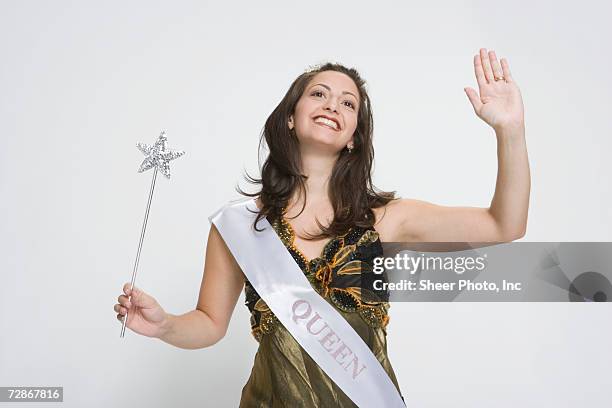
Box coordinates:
[289,70,360,153]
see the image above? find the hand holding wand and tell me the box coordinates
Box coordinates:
[120,130,185,338]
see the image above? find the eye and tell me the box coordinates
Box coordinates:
[343,100,356,109]
[311,90,324,97]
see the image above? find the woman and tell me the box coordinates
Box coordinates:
[114,48,529,406]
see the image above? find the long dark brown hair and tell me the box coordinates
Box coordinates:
[237,62,398,240]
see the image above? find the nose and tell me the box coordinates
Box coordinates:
[323,96,339,113]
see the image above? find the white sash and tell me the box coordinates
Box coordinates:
[208,198,406,408]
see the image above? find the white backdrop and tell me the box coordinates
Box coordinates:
[1,1,611,407]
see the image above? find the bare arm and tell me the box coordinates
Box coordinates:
[488,124,530,239]
[378,124,529,243]
[158,224,245,349]
[375,49,530,243]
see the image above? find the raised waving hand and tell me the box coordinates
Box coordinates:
[464,48,525,132]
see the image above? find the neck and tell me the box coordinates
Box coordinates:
[289,147,338,211]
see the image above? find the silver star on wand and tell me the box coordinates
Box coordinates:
[137,130,185,178]
[121,130,185,338]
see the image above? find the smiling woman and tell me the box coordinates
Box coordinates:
[228,63,406,406]
[115,52,530,408]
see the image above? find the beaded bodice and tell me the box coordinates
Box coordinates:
[243,214,391,342]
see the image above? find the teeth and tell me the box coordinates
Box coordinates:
[314,117,339,130]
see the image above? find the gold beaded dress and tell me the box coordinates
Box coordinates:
[239,213,404,407]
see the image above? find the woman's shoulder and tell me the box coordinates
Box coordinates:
[371,198,422,242]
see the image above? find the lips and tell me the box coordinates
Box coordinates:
[313,115,341,131]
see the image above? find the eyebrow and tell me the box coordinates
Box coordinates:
[310,83,358,101]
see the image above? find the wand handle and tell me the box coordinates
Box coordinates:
[121,167,158,338]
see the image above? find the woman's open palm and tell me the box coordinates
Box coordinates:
[464,48,524,131]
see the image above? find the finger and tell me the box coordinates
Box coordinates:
[123,282,135,296]
[114,304,128,315]
[464,87,482,112]
[127,286,155,308]
[117,313,125,322]
[473,55,486,88]
[480,48,494,83]
[117,295,132,308]
[489,50,504,81]
[500,58,514,83]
